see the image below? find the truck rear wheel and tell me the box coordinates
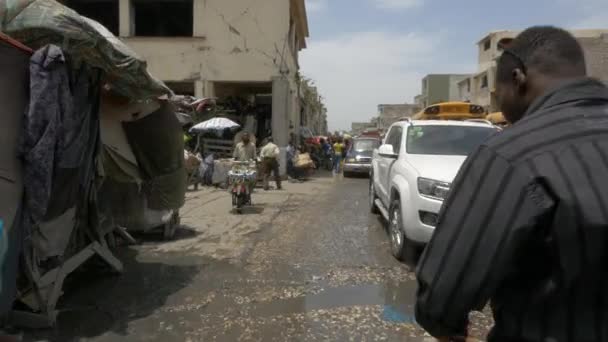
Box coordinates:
[389,200,416,263]
[369,180,379,214]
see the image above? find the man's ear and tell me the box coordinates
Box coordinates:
[513,68,527,95]
[513,68,527,86]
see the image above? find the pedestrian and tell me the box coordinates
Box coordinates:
[332,137,344,174]
[320,138,332,170]
[260,137,282,190]
[201,153,214,186]
[320,138,330,156]
[233,132,256,161]
[285,140,296,178]
[415,26,608,342]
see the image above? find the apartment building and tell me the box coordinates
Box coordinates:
[63,0,309,147]
[415,74,471,108]
[459,29,608,112]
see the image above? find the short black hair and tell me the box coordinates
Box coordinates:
[496,26,586,83]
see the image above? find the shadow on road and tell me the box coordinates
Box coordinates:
[231,206,265,215]
[343,173,370,179]
[21,247,200,342]
[129,224,202,243]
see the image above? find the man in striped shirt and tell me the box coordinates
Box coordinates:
[416,26,608,342]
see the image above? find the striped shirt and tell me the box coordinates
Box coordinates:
[415,78,608,342]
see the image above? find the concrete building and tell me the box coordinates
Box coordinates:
[351,122,377,135]
[415,74,471,108]
[376,104,420,130]
[63,0,310,147]
[459,29,608,112]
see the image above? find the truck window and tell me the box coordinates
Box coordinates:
[386,126,403,154]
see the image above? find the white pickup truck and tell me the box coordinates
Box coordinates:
[369,119,499,261]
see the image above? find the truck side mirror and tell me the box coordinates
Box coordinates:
[378,144,398,159]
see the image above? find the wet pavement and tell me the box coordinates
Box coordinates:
[21,173,493,341]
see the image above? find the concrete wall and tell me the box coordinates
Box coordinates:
[580,34,608,81]
[114,0,308,147]
[448,74,471,100]
[477,31,518,72]
[376,104,419,129]
[471,30,608,112]
[427,75,450,105]
[122,0,299,93]
[457,79,472,102]
[351,122,377,134]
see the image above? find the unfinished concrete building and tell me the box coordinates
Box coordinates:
[458,29,608,112]
[63,0,310,148]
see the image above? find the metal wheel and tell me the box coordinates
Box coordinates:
[389,200,419,263]
[369,180,379,214]
[389,200,408,261]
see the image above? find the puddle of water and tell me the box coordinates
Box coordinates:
[244,280,417,323]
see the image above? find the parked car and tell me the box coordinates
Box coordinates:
[369,119,499,261]
[343,138,381,177]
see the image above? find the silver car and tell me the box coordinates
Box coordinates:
[343,138,381,177]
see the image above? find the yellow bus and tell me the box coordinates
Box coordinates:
[412,101,486,121]
[486,112,508,127]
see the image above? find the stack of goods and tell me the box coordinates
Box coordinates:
[184,150,202,174]
[295,153,315,169]
[212,159,236,185]
[228,164,257,194]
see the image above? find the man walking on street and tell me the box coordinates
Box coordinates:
[332,137,345,174]
[416,26,608,342]
[260,137,282,190]
[233,132,256,161]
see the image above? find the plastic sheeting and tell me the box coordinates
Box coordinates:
[97,179,173,232]
[123,102,186,210]
[0,0,172,100]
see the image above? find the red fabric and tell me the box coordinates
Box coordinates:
[0,32,33,54]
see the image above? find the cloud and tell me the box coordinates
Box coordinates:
[372,0,423,10]
[306,0,328,13]
[301,30,471,131]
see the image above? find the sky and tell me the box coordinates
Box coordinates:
[299,0,608,131]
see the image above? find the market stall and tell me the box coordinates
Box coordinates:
[0,0,185,327]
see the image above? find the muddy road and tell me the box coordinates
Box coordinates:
[23,174,492,341]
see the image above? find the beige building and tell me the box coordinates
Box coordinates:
[63,0,310,147]
[415,74,471,108]
[459,29,608,112]
[376,104,420,130]
[351,122,377,135]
